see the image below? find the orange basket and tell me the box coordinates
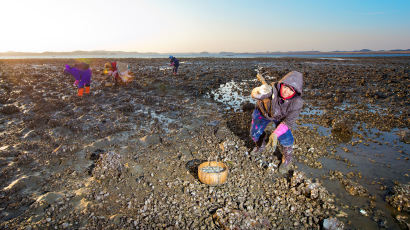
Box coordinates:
[198,161,228,186]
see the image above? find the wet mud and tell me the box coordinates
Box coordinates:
[0,57,409,229]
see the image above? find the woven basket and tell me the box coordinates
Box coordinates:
[198,161,228,186]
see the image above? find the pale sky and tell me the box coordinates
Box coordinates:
[1,0,409,53]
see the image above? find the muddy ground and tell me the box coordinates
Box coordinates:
[0,57,409,229]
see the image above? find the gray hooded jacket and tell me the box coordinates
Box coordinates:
[256,71,304,129]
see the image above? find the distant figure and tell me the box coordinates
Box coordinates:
[104,61,133,86]
[64,62,92,96]
[250,71,304,174]
[169,56,180,75]
[104,62,120,85]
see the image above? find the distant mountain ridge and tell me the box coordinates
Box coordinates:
[1,49,410,56]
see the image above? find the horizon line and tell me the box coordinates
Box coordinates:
[1,49,410,54]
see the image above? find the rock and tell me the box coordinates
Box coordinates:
[241,102,255,111]
[397,130,410,144]
[128,164,144,177]
[110,214,123,224]
[386,182,410,212]
[3,175,42,193]
[179,147,192,158]
[36,192,64,205]
[21,130,40,141]
[0,105,20,114]
[323,217,344,230]
[139,134,161,146]
[92,151,124,181]
[331,118,353,143]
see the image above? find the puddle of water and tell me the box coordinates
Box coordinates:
[297,127,409,229]
[134,108,179,133]
[318,58,348,61]
[159,66,172,71]
[335,103,389,115]
[301,107,325,116]
[298,123,331,136]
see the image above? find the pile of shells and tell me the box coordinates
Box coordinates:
[329,170,368,197]
[386,182,410,212]
[92,151,124,181]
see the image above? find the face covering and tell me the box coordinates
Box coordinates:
[280,84,296,99]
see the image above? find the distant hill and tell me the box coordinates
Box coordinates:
[0,50,150,56]
[1,49,409,57]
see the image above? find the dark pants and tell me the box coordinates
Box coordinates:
[173,64,179,74]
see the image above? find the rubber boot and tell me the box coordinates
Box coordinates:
[251,132,267,155]
[77,88,84,97]
[279,146,293,174]
[85,86,90,94]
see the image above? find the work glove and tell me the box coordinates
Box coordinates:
[265,132,278,153]
[251,84,272,100]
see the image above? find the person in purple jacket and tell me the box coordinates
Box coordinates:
[250,71,304,174]
[64,62,92,96]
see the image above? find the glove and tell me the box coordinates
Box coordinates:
[73,80,79,86]
[251,84,272,100]
[265,132,278,152]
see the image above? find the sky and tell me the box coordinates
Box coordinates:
[1,0,409,53]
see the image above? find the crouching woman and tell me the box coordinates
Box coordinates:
[250,71,304,174]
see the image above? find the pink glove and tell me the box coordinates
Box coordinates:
[273,123,289,137]
[73,80,79,86]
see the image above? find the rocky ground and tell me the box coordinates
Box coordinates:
[0,57,409,229]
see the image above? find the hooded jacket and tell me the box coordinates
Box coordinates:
[64,64,92,88]
[170,57,179,66]
[256,71,304,129]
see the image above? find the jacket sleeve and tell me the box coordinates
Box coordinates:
[64,65,81,81]
[283,97,304,129]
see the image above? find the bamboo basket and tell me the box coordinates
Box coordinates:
[198,161,228,186]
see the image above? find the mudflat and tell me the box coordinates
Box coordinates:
[0,57,409,229]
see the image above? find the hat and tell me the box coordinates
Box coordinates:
[104,62,112,69]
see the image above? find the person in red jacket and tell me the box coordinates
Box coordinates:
[104,62,120,85]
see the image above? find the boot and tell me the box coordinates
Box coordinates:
[77,88,84,97]
[85,86,90,94]
[279,146,293,174]
[251,132,267,155]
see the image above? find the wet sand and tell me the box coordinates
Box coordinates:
[0,57,409,229]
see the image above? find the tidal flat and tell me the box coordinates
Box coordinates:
[0,57,409,229]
